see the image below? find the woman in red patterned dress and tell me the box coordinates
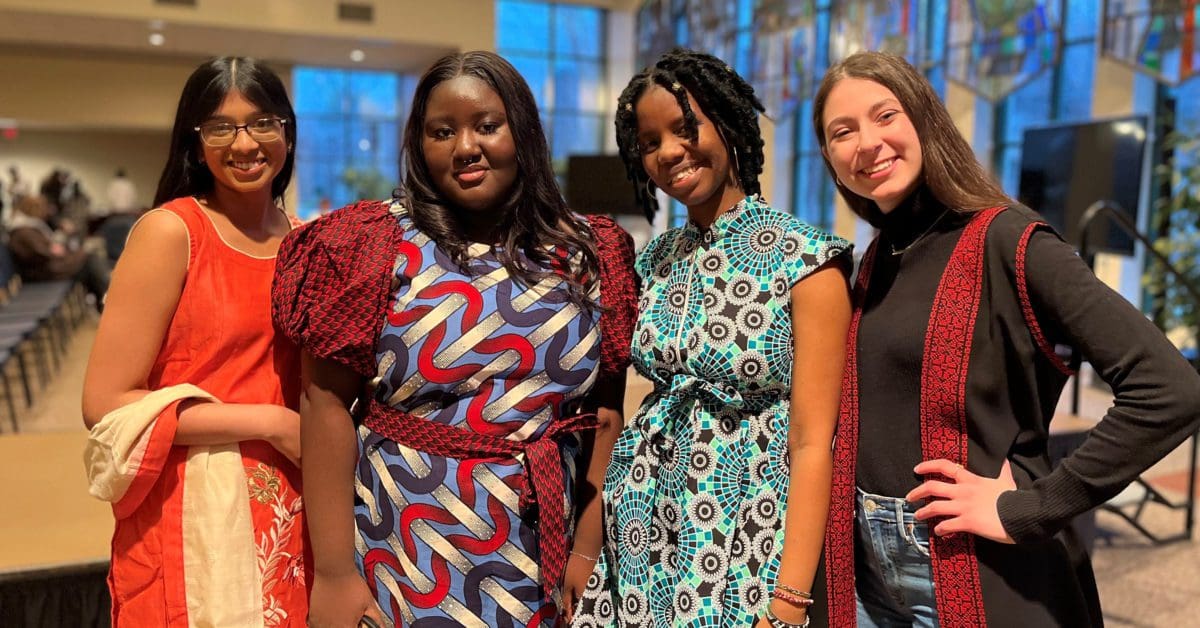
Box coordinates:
[274,51,637,627]
[82,57,309,626]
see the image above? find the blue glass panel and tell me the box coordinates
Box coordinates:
[297,160,346,218]
[1056,42,1094,122]
[1004,71,1053,144]
[1063,0,1097,41]
[293,68,346,115]
[1132,73,1157,117]
[926,66,947,99]
[794,155,822,227]
[973,98,994,165]
[771,111,796,212]
[298,114,348,157]
[735,30,754,76]
[553,59,603,112]
[554,5,603,57]
[348,71,399,116]
[815,6,831,72]
[497,0,551,53]
[506,53,552,110]
[737,0,753,29]
[797,99,818,154]
[1177,80,1200,136]
[551,113,604,162]
[928,0,947,59]
[999,144,1023,197]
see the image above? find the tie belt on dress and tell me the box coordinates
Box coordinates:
[360,397,598,602]
[640,373,745,447]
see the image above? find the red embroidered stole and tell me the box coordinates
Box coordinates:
[826,206,1006,627]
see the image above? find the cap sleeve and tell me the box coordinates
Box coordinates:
[586,215,638,379]
[272,200,400,378]
[783,221,852,288]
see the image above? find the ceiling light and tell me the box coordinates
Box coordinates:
[350,49,365,63]
[149,32,165,46]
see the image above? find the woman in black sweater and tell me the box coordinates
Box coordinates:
[812,51,1200,627]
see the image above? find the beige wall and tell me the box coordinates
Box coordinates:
[0,0,494,51]
[0,51,217,130]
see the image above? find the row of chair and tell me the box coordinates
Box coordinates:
[0,240,88,433]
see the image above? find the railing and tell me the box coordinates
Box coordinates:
[1075,199,1199,544]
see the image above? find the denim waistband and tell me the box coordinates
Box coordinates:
[856,487,920,524]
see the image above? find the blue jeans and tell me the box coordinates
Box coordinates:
[854,488,939,628]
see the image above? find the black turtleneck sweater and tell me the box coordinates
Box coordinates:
[851,187,1200,623]
[855,187,1200,536]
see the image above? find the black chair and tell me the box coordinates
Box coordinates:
[99,213,140,263]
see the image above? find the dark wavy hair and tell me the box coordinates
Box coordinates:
[400,51,598,309]
[812,51,1012,226]
[615,48,767,220]
[153,57,296,208]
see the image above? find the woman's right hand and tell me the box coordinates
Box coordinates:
[263,405,302,467]
[308,572,384,628]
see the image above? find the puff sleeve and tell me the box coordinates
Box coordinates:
[272,200,403,378]
[586,215,638,380]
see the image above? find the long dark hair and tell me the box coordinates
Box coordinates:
[615,48,767,220]
[812,51,1012,226]
[400,51,598,308]
[153,57,296,207]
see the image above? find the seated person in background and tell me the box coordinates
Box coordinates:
[8,194,109,306]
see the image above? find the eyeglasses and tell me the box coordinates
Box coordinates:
[194,117,287,147]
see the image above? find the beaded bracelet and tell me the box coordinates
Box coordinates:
[766,606,811,628]
[569,550,598,562]
[771,588,816,608]
[775,583,812,599]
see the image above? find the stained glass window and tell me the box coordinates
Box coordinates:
[983,0,1098,195]
[1102,0,1200,86]
[945,0,1064,102]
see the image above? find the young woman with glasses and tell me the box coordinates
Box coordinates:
[82,57,308,626]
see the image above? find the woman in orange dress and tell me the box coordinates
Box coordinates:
[82,57,308,627]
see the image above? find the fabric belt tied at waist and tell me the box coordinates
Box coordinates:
[640,373,744,451]
[360,397,597,603]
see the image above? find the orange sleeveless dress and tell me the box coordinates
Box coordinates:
[107,197,308,626]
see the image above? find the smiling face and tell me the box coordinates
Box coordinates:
[420,75,519,215]
[198,89,289,198]
[821,77,923,213]
[634,84,744,218]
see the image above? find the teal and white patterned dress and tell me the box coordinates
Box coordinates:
[573,196,850,627]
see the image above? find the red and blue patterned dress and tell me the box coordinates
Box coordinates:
[273,200,636,627]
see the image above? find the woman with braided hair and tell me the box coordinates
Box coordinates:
[571,48,852,628]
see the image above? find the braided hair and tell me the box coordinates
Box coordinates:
[615,48,766,220]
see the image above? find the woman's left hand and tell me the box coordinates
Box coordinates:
[755,599,808,627]
[906,459,1017,544]
[557,552,596,626]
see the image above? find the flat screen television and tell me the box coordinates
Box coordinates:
[1017,116,1148,255]
[565,154,644,217]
